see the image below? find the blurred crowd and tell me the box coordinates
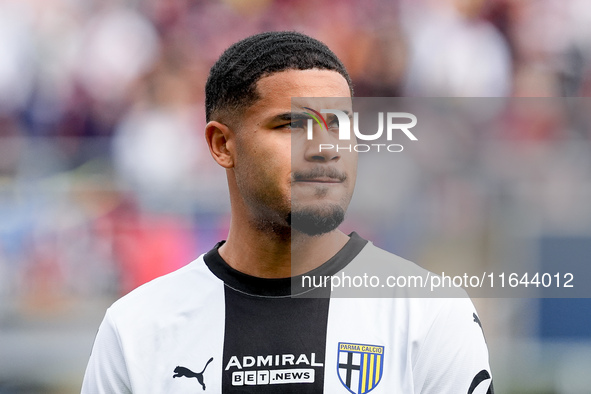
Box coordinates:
[1,0,591,304]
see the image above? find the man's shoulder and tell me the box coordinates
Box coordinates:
[107,254,220,321]
[351,242,481,330]
[348,240,432,281]
[334,238,468,299]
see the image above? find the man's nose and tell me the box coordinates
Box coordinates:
[304,125,341,162]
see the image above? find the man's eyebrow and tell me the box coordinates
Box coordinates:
[270,109,352,122]
[325,110,352,118]
[270,112,312,122]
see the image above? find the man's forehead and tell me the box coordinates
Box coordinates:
[256,69,351,98]
[243,69,352,121]
[291,97,353,114]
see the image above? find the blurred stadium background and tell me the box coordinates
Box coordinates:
[0,0,590,392]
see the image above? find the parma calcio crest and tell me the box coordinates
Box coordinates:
[337,342,384,394]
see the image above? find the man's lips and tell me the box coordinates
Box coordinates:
[294,177,343,183]
[292,168,347,184]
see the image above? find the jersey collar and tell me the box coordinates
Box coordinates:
[203,232,368,297]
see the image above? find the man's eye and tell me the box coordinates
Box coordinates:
[328,118,339,129]
[288,120,305,129]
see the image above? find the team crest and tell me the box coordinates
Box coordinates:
[337,342,384,394]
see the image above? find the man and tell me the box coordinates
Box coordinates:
[82,31,493,393]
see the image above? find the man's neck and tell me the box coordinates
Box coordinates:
[218,226,350,279]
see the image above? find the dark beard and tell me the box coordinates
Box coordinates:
[289,204,345,236]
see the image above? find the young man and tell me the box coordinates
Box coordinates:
[82,31,493,393]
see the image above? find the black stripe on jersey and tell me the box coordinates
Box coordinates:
[221,290,330,392]
[203,233,368,393]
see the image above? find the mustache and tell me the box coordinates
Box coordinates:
[292,167,347,182]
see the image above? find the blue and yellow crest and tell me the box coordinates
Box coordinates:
[337,342,384,394]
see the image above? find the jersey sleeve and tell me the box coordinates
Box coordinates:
[412,297,493,394]
[81,309,133,394]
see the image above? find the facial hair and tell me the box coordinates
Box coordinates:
[289,203,345,236]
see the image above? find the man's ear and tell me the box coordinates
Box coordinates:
[205,121,235,168]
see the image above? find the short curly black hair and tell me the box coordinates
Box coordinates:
[205,31,353,124]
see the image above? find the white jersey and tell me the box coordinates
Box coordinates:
[82,233,493,393]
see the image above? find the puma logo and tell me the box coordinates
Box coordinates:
[173,357,213,390]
